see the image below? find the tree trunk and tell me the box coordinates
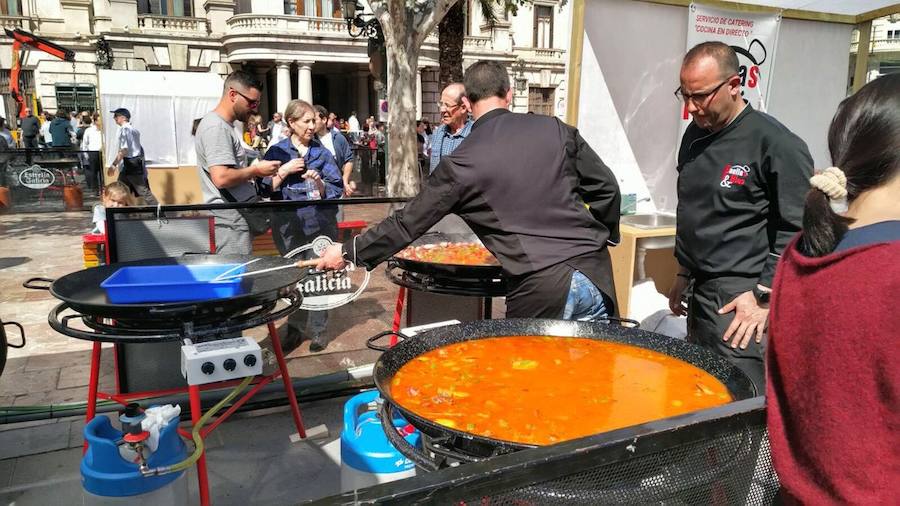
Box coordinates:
[438,1,465,91]
[372,0,458,198]
[384,48,421,198]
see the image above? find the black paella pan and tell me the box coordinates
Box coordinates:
[23,254,308,326]
[369,319,757,465]
[388,232,503,279]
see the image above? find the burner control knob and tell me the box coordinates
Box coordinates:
[243,354,257,368]
[223,358,237,372]
[201,362,215,375]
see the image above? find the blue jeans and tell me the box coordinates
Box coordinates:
[561,271,609,321]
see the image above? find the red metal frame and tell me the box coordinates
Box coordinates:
[83,325,306,506]
[391,286,406,346]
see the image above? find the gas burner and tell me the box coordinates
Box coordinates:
[386,264,508,298]
[48,293,301,344]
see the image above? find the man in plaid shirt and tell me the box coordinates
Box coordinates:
[428,83,474,174]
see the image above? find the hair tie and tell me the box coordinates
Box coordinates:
[809,167,847,200]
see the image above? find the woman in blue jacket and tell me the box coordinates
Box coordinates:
[260,99,343,351]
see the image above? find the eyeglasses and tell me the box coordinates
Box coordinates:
[674,76,735,105]
[231,88,260,108]
[437,101,463,111]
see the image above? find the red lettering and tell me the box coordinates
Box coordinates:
[748,66,760,88]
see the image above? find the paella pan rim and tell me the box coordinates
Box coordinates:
[45,254,307,323]
[389,232,504,278]
[373,318,757,452]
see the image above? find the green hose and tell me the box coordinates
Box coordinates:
[154,375,255,475]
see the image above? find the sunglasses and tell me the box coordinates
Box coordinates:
[231,88,260,108]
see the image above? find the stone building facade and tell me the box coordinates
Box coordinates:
[0,0,571,124]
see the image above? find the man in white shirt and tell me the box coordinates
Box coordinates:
[107,108,158,205]
[80,115,103,192]
[40,111,53,147]
[347,111,361,132]
[269,112,287,144]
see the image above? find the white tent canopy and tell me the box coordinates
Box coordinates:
[568,0,899,212]
[98,70,223,168]
[731,1,898,16]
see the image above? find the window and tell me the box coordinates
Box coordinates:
[1,0,22,16]
[137,0,193,16]
[528,86,555,116]
[55,84,97,114]
[887,30,900,40]
[533,5,553,48]
[286,0,340,16]
[879,61,900,75]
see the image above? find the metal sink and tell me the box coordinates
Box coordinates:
[620,213,677,229]
[621,214,676,254]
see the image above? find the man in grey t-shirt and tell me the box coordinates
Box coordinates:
[196,71,280,255]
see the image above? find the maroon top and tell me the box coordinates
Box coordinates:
[767,237,900,504]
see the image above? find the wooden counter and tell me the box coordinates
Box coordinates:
[609,224,679,318]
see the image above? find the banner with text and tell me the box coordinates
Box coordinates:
[683,3,781,126]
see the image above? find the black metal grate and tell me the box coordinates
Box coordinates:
[459,427,777,505]
[314,398,778,505]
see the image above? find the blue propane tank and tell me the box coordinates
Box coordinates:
[81,411,189,505]
[340,390,420,492]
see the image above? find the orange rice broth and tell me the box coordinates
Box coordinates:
[388,336,732,446]
[395,242,499,266]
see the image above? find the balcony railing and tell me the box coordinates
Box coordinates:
[850,38,900,54]
[226,14,347,36]
[463,36,492,50]
[512,46,566,61]
[138,15,209,34]
[0,16,27,30]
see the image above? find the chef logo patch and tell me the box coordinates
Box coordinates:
[720,164,751,189]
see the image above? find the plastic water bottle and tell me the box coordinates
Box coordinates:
[306,178,321,200]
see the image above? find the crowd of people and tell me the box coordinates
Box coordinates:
[233,107,388,196]
[0,108,106,191]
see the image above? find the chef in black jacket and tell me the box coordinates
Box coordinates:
[318,60,621,319]
[669,42,812,389]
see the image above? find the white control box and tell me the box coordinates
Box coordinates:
[181,337,263,385]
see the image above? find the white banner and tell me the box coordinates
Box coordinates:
[683,3,781,124]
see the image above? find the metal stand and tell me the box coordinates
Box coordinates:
[386,264,506,329]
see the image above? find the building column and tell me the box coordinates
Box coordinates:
[298,62,313,104]
[416,67,423,120]
[356,71,370,119]
[275,62,291,114]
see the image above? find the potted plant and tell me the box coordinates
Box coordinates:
[58,167,83,211]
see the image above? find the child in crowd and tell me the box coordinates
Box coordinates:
[91,181,133,234]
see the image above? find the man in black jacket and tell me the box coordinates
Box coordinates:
[669,42,813,389]
[318,60,621,320]
[19,108,40,149]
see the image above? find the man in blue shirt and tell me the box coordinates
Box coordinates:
[314,105,355,196]
[429,83,473,174]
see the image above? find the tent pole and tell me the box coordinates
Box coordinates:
[565,0,585,127]
[852,20,873,93]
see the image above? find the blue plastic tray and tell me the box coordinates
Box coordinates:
[100,264,246,304]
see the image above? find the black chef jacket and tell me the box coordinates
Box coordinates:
[343,109,622,318]
[676,104,813,287]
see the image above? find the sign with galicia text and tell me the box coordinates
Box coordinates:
[286,236,370,311]
[17,165,55,190]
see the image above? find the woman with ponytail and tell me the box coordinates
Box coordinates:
[767,74,900,504]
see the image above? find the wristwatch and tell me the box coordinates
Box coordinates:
[752,286,771,305]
